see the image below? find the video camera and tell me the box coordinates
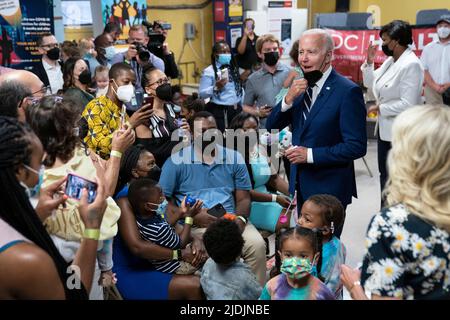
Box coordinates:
[142,20,172,58]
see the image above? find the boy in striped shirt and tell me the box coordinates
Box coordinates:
[128,178,203,274]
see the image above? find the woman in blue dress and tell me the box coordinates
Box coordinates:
[228,113,293,233]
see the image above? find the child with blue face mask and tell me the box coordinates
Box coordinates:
[128,178,203,275]
[260,226,335,300]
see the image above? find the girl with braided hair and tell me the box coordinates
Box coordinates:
[0,116,108,299]
[199,41,244,132]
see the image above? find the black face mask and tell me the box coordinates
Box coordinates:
[155,83,172,101]
[301,53,329,87]
[78,69,92,85]
[382,41,394,57]
[147,165,161,182]
[46,47,60,61]
[264,51,279,66]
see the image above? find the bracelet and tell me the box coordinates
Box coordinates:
[350,280,361,292]
[83,228,100,240]
[177,249,182,261]
[111,150,122,159]
[185,217,194,225]
[236,216,247,224]
[272,194,277,202]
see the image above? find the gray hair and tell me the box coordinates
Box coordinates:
[301,28,335,52]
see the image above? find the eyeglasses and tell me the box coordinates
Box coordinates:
[41,43,59,49]
[18,86,52,109]
[147,77,170,87]
[19,93,63,109]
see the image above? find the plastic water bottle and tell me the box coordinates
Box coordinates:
[185,196,196,206]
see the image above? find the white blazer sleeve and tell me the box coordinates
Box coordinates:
[379,62,424,117]
[360,61,376,90]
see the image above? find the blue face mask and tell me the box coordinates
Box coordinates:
[21,164,45,198]
[148,199,168,219]
[104,46,116,61]
[217,53,232,66]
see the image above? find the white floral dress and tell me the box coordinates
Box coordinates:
[361,204,450,299]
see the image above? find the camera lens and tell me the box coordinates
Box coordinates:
[138,50,150,61]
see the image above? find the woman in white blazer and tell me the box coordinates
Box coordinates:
[361,20,424,206]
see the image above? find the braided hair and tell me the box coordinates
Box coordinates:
[0,116,87,299]
[211,41,243,98]
[272,226,324,282]
[115,144,146,196]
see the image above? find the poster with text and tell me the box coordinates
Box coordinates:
[0,0,54,70]
[101,0,148,41]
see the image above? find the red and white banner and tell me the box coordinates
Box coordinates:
[328,27,438,84]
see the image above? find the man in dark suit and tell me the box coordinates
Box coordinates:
[266,29,367,237]
[30,33,63,95]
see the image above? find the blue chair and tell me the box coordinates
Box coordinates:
[315,12,347,28]
[347,12,373,29]
[416,9,450,26]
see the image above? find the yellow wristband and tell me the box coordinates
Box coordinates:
[111,150,122,159]
[185,217,194,225]
[83,228,100,240]
[172,249,178,260]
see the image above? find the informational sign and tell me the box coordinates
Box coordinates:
[228,0,243,22]
[267,1,293,56]
[0,0,54,69]
[101,0,148,40]
[328,26,437,83]
[230,27,242,49]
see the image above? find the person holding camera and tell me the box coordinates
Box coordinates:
[199,41,244,132]
[235,18,259,83]
[110,25,164,111]
[149,21,179,79]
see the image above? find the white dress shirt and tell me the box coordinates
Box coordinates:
[42,59,63,94]
[420,39,450,85]
[281,66,333,163]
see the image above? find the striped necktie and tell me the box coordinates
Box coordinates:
[302,87,314,121]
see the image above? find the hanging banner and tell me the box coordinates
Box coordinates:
[0,0,54,70]
[101,0,148,40]
[328,26,437,84]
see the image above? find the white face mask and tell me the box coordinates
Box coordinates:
[437,27,450,39]
[113,81,135,103]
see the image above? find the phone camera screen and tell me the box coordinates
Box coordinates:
[65,174,97,204]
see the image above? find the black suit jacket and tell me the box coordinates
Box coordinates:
[30,60,63,90]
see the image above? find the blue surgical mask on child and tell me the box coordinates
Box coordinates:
[280,256,318,279]
[148,199,168,218]
[217,53,232,66]
[20,164,45,198]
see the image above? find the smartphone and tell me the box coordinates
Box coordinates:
[207,203,226,218]
[120,105,127,128]
[142,94,154,109]
[220,68,229,81]
[246,21,253,32]
[65,173,98,204]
